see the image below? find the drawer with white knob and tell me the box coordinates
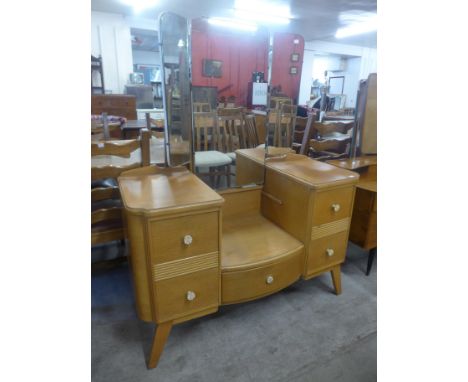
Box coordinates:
[306,231,348,275]
[312,186,354,226]
[148,211,219,264]
[221,250,303,304]
[154,267,219,323]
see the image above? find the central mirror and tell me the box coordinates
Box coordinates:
[160,12,270,190]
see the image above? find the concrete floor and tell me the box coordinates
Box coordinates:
[92,242,376,382]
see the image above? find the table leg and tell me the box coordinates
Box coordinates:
[330,265,342,295]
[148,321,173,369]
[366,248,377,276]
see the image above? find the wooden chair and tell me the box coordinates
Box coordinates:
[269,104,297,148]
[244,114,259,148]
[292,113,315,155]
[91,128,151,246]
[193,102,212,112]
[308,121,353,160]
[91,113,122,141]
[217,108,246,161]
[269,96,292,109]
[193,112,232,188]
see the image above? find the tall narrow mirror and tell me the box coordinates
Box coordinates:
[159,12,192,167]
[189,18,269,190]
[264,32,307,159]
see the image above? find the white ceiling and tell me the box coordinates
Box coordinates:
[91,0,377,48]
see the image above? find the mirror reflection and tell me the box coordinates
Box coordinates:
[161,14,351,190]
[159,12,192,167]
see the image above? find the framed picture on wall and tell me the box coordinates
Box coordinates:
[291,53,300,62]
[329,76,345,94]
[290,66,298,75]
[202,59,223,78]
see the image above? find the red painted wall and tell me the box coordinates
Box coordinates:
[270,32,305,103]
[191,20,269,106]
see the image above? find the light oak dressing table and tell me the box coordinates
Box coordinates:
[118,11,359,369]
[118,150,359,368]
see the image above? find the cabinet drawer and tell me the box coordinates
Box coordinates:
[149,212,219,264]
[307,231,348,275]
[154,267,219,323]
[221,250,303,304]
[312,187,354,226]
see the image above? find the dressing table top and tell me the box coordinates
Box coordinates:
[237,148,359,189]
[118,167,224,216]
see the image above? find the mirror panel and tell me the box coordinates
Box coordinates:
[189,18,271,190]
[159,12,193,167]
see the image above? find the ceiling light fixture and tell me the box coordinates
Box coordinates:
[234,10,290,25]
[208,18,258,32]
[234,0,291,25]
[120,0,159,13]
[335,14,377,39]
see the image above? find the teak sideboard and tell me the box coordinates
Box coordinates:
[118,150,359,368]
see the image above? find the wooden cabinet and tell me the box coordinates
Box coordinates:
[119,167,224,326]
[327,156,377,275]
[254,151,358,280]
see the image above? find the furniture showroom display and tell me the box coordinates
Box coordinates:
[97,12,371,369]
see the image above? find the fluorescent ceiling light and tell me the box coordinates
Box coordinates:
[234,0,291,24]
[235,0,290,17]
[335,14,377,38]
[120,0,158,13]
[234,10,290,25]
[208,18,258,32]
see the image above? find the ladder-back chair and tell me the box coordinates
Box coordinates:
[91,128,151,246]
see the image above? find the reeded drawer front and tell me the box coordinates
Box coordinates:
[154,267,219,323]
[312,187,354,226]
[307,231,348,274]
[149,212,219,264]
[221,249,303,304]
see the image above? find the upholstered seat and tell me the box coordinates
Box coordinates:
[226,152,236,161]
[195,151,232,168]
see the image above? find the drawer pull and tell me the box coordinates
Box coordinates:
[183,235,193,246]
[186,290,196,301]
[331,203,341,212]
[266,275,274,284]
[326,248,335,257]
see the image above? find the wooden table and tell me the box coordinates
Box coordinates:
[91,137,189,167]
[327,156,377,275]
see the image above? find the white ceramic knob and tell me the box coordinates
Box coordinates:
[186,291,196,301]
[326,248,335,257]
[266,275,274,284]
[183,235,193,246]
[331,203,341,212]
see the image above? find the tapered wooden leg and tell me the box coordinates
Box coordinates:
[366,248,377,276]
[148,321,172,369]
[330,265,342,295]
